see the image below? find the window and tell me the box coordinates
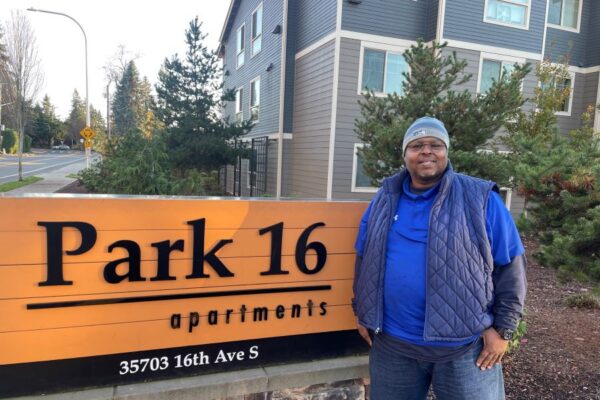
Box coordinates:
[555,76,574,114]
[479,59,515,93]
[235,88,243,123]
[361,49,408,95]
[251,3,263,57]
[250,77,260,121]
[548,0,581,31]
[236,24,245,68]
[351,144,378,193]
[485,0,530,28]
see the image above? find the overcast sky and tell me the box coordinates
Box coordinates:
[1,0,231,120]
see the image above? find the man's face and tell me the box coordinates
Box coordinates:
[403,137,448,189]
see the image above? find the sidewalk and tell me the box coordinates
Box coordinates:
[2,158,88,195]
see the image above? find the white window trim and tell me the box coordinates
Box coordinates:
[357,41,410,96]
[555,70,575,116]
[236,23,245,69]
[483,0,532,31]
[251,2,263,58]
[476,52,526,94]
[499,187,513,210]
[250,76,260,123]
[235,86,243,123]
[547,0,583,33]
[351,143,378,193]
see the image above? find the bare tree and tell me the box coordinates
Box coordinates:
[1,10,43,180]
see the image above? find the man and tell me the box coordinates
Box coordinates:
[353,117,526,400]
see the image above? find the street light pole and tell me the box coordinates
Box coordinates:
[27,7,90,165]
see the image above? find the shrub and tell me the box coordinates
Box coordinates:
[2,129,18,154]
[565,293,600,310]
[23,135,32,153]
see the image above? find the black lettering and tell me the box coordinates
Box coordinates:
[240,304,247,322]
[150,240,184,281]
[253,307,269,321]
[259,222,288,275]
[320,301,327,316]
[208,310,218,325]
[226,309,233,323]
[186,219,234,278]
[307,299,314,316]
[104,240,144,283]
[189,312,200,333]
[291,304,301,318]
[171,313,181,329]
[295,222,327,275]
[275,305,285,319]
[38,221,97,286]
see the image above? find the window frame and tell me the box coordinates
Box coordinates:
[351,143,378,193]
[250,76,260,122]
[235,87,244,124]
[251,2,263,58]
[476,52,526,95]
[554,71,575,116]
[236,24,245,69]
[547,0,583,33]
[483,0,531,30]
[357,42,410,97]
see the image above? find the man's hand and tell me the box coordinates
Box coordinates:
[357,321,372,346]
[476,327,509,370]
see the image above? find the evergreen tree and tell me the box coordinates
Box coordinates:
[111,61,157,136]
[355,40,530,186]
[65,90,86,147]
[29,95,63,147]
[155,17,251,174]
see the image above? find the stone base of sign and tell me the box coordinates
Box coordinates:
[11,356,369,400]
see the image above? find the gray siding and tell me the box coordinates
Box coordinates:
[283,0,298,133]
[333,38,377,200]
[296,0,337,52]
[290,40,336,198]
[265,138,292,196]
[588,2,600,66]
[223,0,283,136]
[557,71,599,134]
[426,0,440,41]
[444,47,480,94]
[545,0,593,67]
[444,0,545,54]
[342,0,432,40]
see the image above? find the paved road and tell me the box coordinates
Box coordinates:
[0,150,87,184]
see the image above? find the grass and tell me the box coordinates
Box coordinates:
[66,173,79,179]
[0,176,43,192]
[565,292,600,310]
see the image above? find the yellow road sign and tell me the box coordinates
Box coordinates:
[80,126,96,140]
[84,139,92,149]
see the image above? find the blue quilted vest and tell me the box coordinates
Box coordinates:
[354,165,498,342]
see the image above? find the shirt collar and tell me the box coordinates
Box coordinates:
[402,176,441,200]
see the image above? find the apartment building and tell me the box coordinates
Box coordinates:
[218,0,600,208]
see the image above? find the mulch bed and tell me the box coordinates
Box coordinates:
[502,238,600,399]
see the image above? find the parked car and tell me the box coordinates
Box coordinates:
[52,144,70,150]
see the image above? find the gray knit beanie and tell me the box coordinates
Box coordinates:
[402,117,450,155]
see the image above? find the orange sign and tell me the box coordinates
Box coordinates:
[0,196,367,397]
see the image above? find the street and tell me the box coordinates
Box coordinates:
[0,149,87,184]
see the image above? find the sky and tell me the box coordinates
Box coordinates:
[1,0,231,120]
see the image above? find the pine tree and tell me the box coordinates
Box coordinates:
[29,95,63,147]
[355,40,530,186]
[65,90,86,147]
[155,17,251,174]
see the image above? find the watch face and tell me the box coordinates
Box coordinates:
[499,328,514,340]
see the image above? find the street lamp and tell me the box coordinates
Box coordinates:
[26,8,90,128]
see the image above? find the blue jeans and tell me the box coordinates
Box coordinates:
[369,337,505,400]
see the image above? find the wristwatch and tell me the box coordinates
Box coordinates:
[494,326,515,341]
